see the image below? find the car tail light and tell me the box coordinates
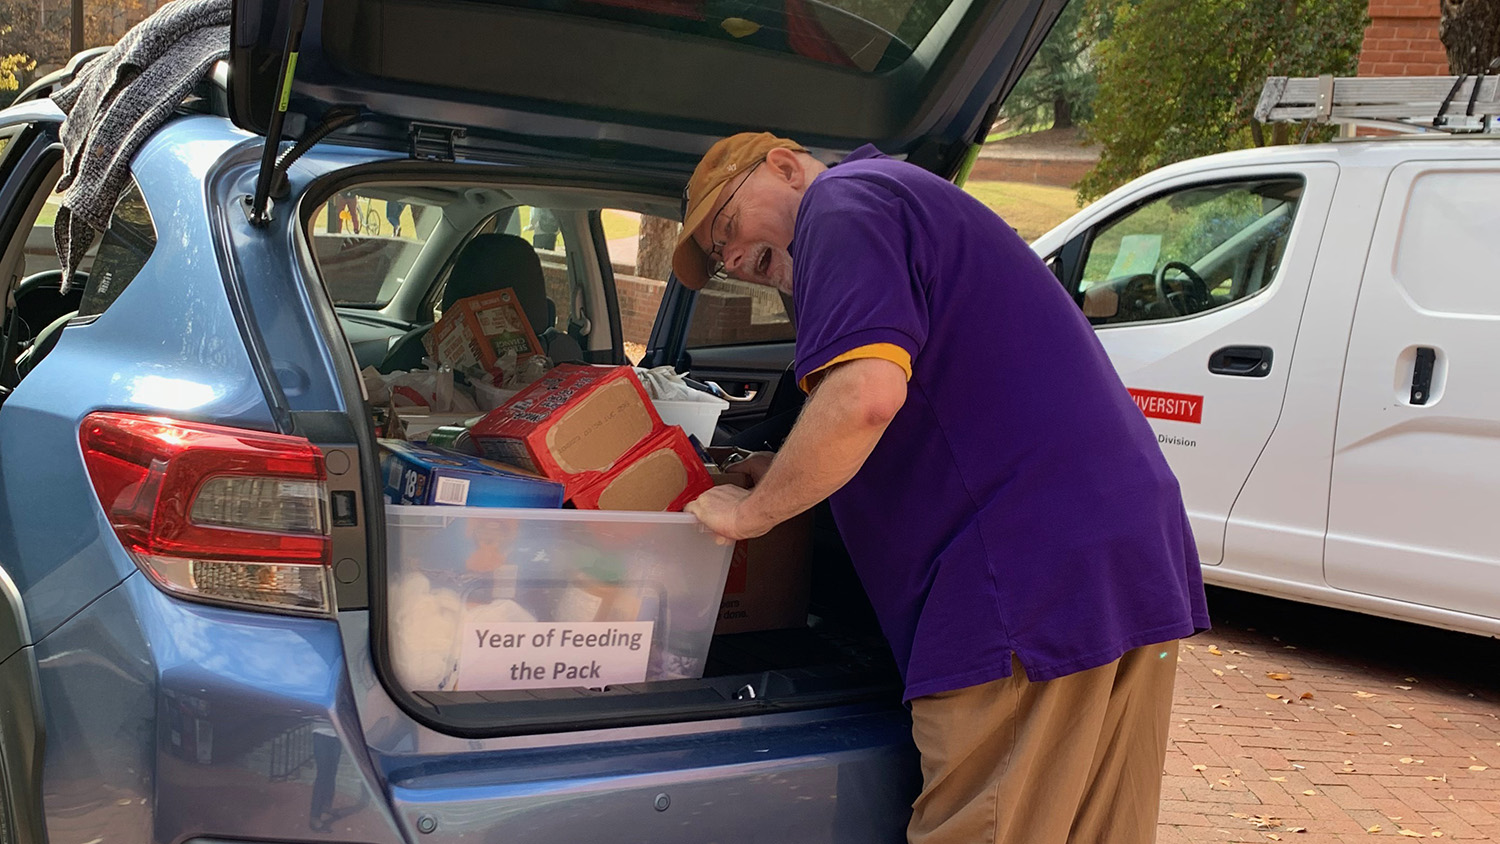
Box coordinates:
[79,412,334,615]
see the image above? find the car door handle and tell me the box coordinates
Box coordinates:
[703,380,760,403]
[1208,345,1273,377]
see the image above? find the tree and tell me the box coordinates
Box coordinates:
[1077,0,1366,202]
[997,0,1103,131]
[0,0,156,106]
[1440,0,1500,73]
[635,215,679,281]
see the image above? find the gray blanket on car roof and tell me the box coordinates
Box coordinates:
[50,0,231,290]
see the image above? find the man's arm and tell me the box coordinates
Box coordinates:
[685,357,907,540]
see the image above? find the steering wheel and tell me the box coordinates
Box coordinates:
[1154,261,1213,316]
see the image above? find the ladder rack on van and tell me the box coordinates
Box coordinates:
[1255,74,1500,135]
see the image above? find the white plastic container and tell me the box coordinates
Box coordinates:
[652,394,730,445]
[385,504,733,693]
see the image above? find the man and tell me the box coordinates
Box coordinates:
[679,133,1209,844]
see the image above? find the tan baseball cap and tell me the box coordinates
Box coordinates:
[673,132,806,290]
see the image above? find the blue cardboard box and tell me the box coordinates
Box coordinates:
[381,439,564,508]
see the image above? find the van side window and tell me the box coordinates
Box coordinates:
[79,180,157,317]
[1073,178,1304,326]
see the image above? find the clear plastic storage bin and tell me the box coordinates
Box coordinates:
[386,504,734,693]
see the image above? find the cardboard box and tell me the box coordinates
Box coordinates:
[468,365,663,499]
[571,427,715,512]
[428,288,544,376]
[709,471,814,634]
[381,439,564,508]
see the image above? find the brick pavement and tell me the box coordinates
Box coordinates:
[1162,591,1500,842]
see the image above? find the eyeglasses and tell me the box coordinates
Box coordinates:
[704,158,764,280]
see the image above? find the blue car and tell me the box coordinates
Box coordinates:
[0,0,1059,840]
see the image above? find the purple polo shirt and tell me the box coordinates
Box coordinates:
[792,146,1210,701]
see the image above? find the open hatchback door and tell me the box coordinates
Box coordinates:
[229,0,1068,176]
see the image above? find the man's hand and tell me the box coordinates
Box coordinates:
[685,484,769,542]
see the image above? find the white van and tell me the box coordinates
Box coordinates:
[1030,124,1500,637]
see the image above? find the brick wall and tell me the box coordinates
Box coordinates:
[1358,0,1449,76]
[616,273,668,346]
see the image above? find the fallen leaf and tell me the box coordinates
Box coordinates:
[1398,830,1425,838]
[1395,685,1413,691]
[1303,789,1317,796]
[1270,776,1287,782]
[1212,703,1223,709]
[1405,677,1417,682]
[1230,649,1249,655]
[1354,691,1378,700]
[1268,693,1284,700]
[1226,664,1239,670]
[1284,644,1298,649]
[1387,724,1404,729]
[1433,832,1444,838]
[1425,776,1447,782]
[1267,835,1281,841]
[1287,828,1307,834]
[1301,692,1315,700]
[1383,741,1393,747]
[1267,672,1293,680]
[1369,825,1383,833]
[1469,765,1488,771]
[1234,769,1242,776]
[1400,758,1415,764]
[1212,668,1225,677]
[1207,645,1224,656]
[1334,704,1348,710]
[1193,764,1207,771]
[1345,760,1354,765]
[1230,812,1251,820]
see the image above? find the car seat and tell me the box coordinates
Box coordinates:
[379,233,583,373]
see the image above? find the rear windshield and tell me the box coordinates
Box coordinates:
[478,0,956,72]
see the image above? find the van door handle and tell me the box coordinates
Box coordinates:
[1208,345,1273,377]
[1410,347,1436,405]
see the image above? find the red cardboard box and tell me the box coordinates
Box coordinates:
[571,427,714,512]
[428,288,544,377]
[468,364,663,499]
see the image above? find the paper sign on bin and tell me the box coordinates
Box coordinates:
[458,621,654,690]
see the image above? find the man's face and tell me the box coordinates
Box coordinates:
[693,152,803,295]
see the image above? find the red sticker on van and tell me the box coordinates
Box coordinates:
[1128,388,1203,424]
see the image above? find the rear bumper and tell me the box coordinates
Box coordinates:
[33,581,917,844]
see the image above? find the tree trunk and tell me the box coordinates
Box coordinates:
[1052,95,1074,129]
[1440,0,1500,74]
[635,215,679,282]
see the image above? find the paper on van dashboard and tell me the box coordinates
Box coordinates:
[1108,234,1163,278]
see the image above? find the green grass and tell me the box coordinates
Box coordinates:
[962,180,1081,241]
[36,198,60,228]
[601,209,640,242]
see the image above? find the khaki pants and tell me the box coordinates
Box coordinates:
[908,641,1179,844]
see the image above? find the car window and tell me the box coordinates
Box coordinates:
[78,181,157,317]
[686,277,797,349]
[603,209,796,363]
[602,209,676,364]
[1074,178,1303,326]
[310,191,443,307]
